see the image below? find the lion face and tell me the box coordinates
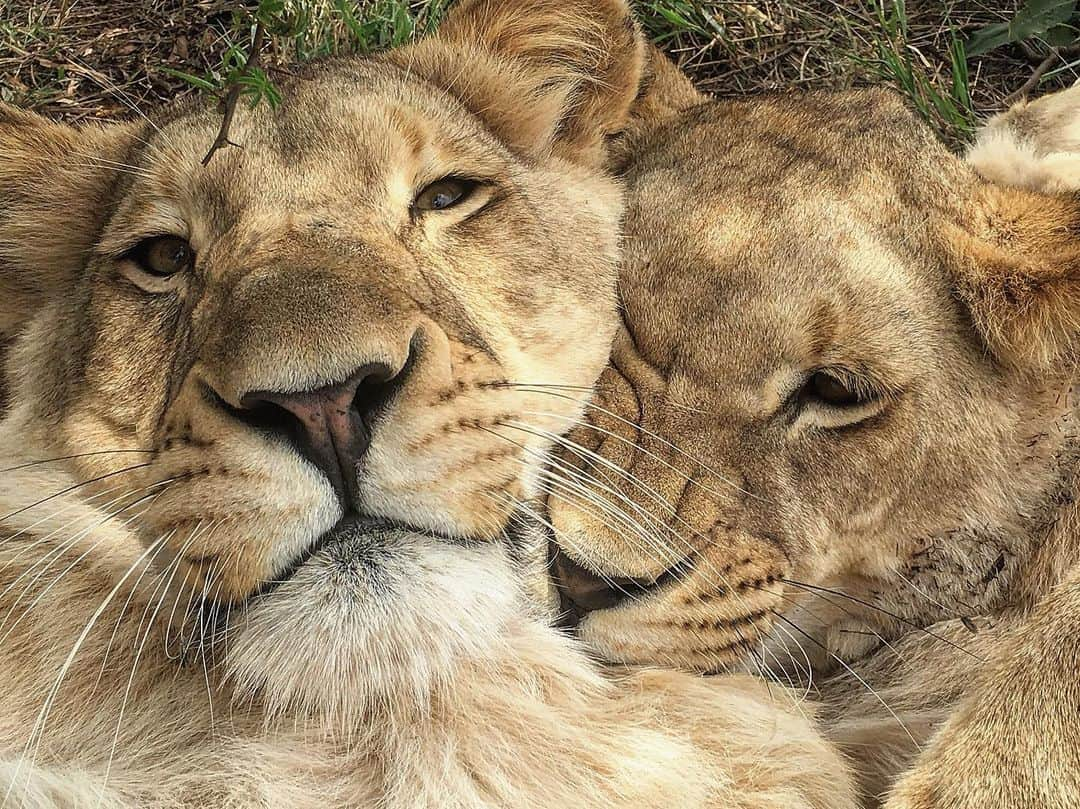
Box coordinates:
[0,0,643,725]
[546,91,1080,673]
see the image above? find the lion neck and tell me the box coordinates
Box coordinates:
[807,381,1080,672]
[899,381,1080,618]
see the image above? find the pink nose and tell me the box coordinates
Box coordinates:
[239,363,402,505]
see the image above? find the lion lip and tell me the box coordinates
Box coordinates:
[548,538,686,628]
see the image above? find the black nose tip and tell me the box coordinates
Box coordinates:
[550,541,638,627]
[237,361,407,505]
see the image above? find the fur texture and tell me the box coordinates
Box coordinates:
[0,1,855,807]
[544,83,1080,806]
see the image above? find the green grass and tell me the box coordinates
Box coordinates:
[2,0,1078,148]
[634,1,721,43]
[850,0,977,143]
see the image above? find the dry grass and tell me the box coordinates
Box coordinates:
[1,0,1078,147]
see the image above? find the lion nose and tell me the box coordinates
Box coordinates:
[238,361,407,506]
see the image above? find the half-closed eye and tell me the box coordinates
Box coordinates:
[412,177,479,213]
[792,367,894,430]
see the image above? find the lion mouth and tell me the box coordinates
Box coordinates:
[548,538,688,628]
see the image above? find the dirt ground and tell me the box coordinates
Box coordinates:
[1,1,1078,147]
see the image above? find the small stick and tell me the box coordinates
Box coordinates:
[202,21,267,166]
[1004,44,1080,106]
[1003,50,1059,106]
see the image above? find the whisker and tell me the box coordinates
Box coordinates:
[521,404,766,506]
[496,420,766,619]
[502,383,769,504]
[892,567,980,615]
[761,618,816,699]
[497,380,711,414]
[485,426,686,570]
[507,432,779,658]
[97,527,194,690]
[503,458,770,670]
[0,449,154,476]
[782,578,982,662]
[492,421,688,566]
[485,416,787,677]
[770,610,920,750]
[0,484,154,618]
[101,527,184,796]
[530,472,672,591]
[73,159,156,181]
[0,461,154,524]
[0,483,173,642]
[493,488,650,609]
[0,480,136,554]
[13,536,168,794]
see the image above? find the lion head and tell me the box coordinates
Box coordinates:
[0,0,646,733]
[545,88,1080,674]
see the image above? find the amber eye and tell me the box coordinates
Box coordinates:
[805,371,864,407]
[128,235,194,277]
[413,177,476,212]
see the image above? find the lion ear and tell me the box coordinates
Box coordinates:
[947,178,1080,373]
[392,0,646,166]
[0,104,137,333]
[945,86,1080,373]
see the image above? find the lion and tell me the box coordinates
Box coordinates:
[542,76,1080,807]
[0,0,857,807]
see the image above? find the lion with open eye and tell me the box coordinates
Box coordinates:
[0,0,857,807]
[544,79,1080,807]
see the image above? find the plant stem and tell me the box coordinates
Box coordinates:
[201,20,267,166]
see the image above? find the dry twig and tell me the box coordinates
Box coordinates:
[201,20,267,166]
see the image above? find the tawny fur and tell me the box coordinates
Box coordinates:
[0,443,852,809]
[830,85,1080,809]
[0,1,855,807]
[545,81,1080,807]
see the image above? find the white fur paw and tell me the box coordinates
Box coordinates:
[967,83,1080,193]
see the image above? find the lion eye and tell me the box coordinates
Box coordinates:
[805,371,864,407]
[413,177,476,212]
[128,235,194,277]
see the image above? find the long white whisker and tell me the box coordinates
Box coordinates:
[0,484,169,637]
[772,610,920,749]
[10,536,167,800]
[506,384,769,504]
[100,527,184,800]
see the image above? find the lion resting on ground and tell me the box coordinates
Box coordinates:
[0,0,855,807]
[828,87,1080,809]
[543,73,1080,807]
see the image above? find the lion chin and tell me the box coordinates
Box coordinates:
[224,520,520,728]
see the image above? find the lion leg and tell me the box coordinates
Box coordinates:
[623,670,858,809]
[879,563,1080,809]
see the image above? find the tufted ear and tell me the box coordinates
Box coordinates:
[0,104,138,334]
[390,0,646,166]
[947,185,1080,373]
[944,87,1080,373]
